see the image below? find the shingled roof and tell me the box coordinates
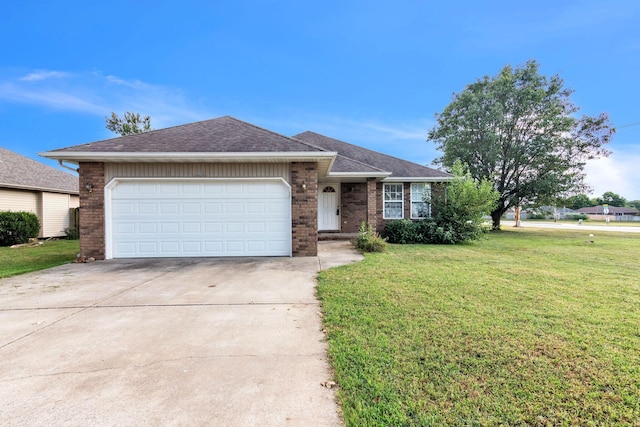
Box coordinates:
[0,148,78,194]
[48,116,325,154]
[292,131,451,179]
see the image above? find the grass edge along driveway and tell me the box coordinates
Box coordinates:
[317,228,640,426]
[0,239,79,278]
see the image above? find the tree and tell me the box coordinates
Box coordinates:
[106,112,152,136]
[596,191,626,207]
[428,60,615,229]
[627,200,640,210]
[564,194,596,210]
[433,160,499,242]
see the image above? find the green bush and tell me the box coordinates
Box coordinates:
[382,219,418,244]
[383,210,491,245]
[355,222,387,252]
[527,212,548,220]
[384,162,497,245]
[566,213,588,221]
[64,227,80,240]
[0,211,40,246]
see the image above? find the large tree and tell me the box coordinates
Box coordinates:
[428,60,615,229]
[596,191,627,208]
[106,112,152,136]
[563,193,597,210]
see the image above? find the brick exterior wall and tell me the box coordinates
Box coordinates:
[375,181,449,234]
[376,182,385,232]
[431,182,446,217]
[340,183,366,233]
[367,178,377,230]
[291,162,318,256]
[78,162,106,260]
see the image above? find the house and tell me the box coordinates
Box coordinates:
[41,116,451,259]
[0,147,79,238]
[578,205,639,221]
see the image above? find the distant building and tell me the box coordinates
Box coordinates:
[578,205,639,221]
[0,148,79,237]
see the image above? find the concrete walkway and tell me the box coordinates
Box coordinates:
[0,241,362,427]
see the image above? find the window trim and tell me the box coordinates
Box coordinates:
[410,183,431,219]
[383,183,404,219]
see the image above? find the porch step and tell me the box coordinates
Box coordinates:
[318,232,358,241]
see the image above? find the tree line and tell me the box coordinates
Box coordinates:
[562,192,640,210]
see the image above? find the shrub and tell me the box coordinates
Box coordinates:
[355,222,387,252]
[0,211,40,246]
[527,212,548,220]
[64,227,80,240]
[566,213,588,221]
[382,219,418,244]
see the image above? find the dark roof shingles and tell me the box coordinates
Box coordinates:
[51,116,325,154]
[0,148,78,193]
[293,131,450,178]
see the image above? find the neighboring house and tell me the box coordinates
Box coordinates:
[0,147,79,238]
[578,205,639,221]
[41,116,451,259]
[504,206,580,220]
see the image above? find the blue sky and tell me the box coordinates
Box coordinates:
[2,0,639,200]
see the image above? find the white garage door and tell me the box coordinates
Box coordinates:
[108,179,291,258]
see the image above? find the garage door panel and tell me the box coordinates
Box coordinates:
[160,203,179,214]
[204,203,223,213]
[160,222,180,233]
[225,241,244,252]
[110,180,290,258]
[182,203,201,214]
[225,222,244,233]
[269,221,289,233]
[248,222,265,232]
[183,223,201,233]
[183,241,202,253]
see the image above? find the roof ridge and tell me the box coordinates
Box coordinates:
[335,153,386,172]
[225,117,330,153]
[294,131,441,171]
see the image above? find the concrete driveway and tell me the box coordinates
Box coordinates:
[0,241,362,427]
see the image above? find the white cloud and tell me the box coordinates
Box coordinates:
[19,70,69,82]
[585,149,640,200]
[0,69,213,128]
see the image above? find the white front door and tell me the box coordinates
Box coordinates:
[318,185,340,231]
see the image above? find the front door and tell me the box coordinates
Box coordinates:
[318,185,340,231]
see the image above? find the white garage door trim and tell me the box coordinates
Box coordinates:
[105,178,292,259]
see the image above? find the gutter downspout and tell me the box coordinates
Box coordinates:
[58,160,79,173]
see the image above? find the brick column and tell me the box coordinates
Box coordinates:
[78,162,106,260]
[376,182,384,232]
[366,178,377,231]
[291,162,318,256]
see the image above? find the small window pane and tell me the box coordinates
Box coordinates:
[383,183,404,219]
[410,183,431,219]
[385,202,403,219]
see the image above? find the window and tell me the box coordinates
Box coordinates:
[411,183,431,219]
[383,183,404,219]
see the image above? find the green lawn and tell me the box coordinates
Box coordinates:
[317,229,640,426]
[0,239,79,278]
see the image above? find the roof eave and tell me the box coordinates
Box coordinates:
[39,151,337,163]
[328,172,391,179]
[382,176,454,182]
[0,182,79,195]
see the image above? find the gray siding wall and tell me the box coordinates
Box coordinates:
[105,163,291,183]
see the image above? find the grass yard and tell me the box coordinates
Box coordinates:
[317,228,640,426]
[0,239,79,278]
